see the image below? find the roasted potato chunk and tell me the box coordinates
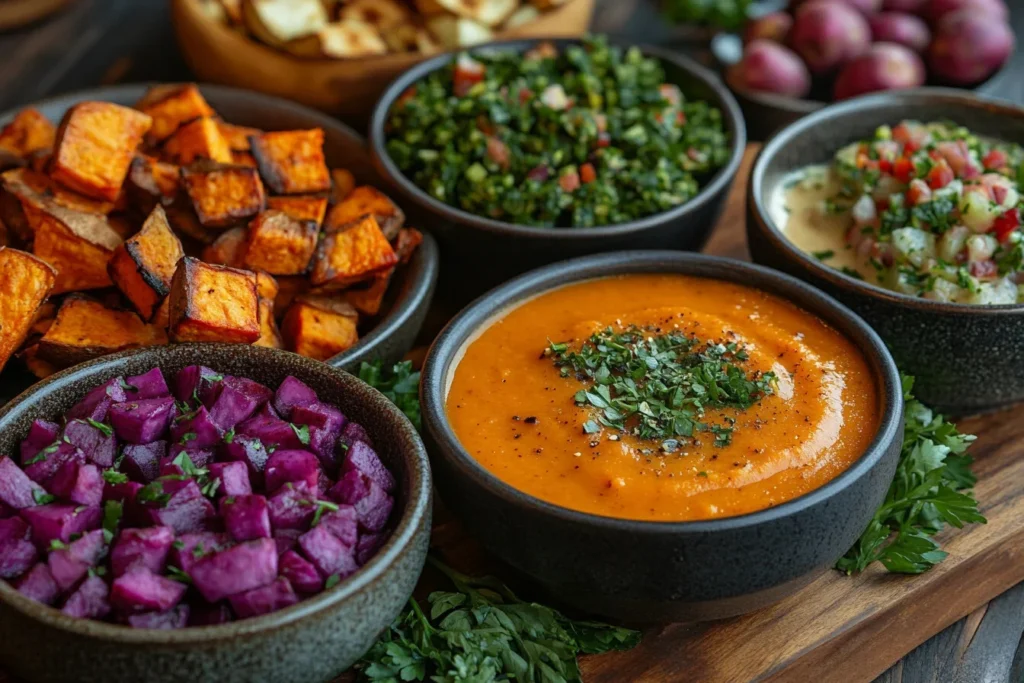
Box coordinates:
[282,295,359,361]
[217,122,262,152]
[108,206,185,320]
[50,102,152,202]
[249,129,330,195]
[126,155,180,215]
[168,256,260,343]
[181,161,266,227]
[328,168,356,204]
[136,84,216,145]
[162,117,233,165]
[266,195,327,227]
[29,199,123,293]
[240,210,317,275]
[326,185,404,239]
[202,225,246,267]
[436,0,516,26]
[38,295,168,367]
[0,108,56,159]
[317,20,389,58]
[311,214,397,288]
[345,271,391,316]
[0,247,56,373]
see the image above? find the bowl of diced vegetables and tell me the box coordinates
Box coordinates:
[0,343,431,683]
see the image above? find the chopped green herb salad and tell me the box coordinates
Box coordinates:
[385,36,731,228]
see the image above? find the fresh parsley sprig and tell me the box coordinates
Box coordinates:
[359,360,421,430]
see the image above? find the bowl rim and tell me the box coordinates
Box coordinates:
[421,250,904,534]
[748,86,1024,315]
[368,37,747,239]
[0,344,431,643]
[0,82,441,367]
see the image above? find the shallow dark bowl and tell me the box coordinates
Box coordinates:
[420,251,903,623]
[0,83,438,374]
[369,39,746,299]
[0,344,431,683]
[746,88,1024,413]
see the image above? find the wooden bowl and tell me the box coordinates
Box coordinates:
[0,0,71,31]
[170,0,595,125]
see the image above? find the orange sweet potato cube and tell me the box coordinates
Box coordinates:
[310,214,397,288]
[181,161,266,227]
[50,102,152,201]
[266,195,328,227]
[29,199,123,293]
[255,270,279,300]
[329,168,356,205]
[273,276,309,320]
[37,295,168,368]
[0,247,56,373]
[345,271,391,316]
[126,155,180,215]
[231,151,258,168]
[162,117,232,165]
[107,206,184,320]
[136,84,216,145]
[202,226,247,267]
[393,227,423,264]
[153,296,171,330]
[218,121,262,151]
[0,108,56,158]
[241,210,318,275]
[282,295,359,361]
[254,271,283,349]
[250,129,330,195]
[168,256,260,343]
[164,202,219,245]
[20,344,58,379]
[2,168,114,230]
[326,185,405,239]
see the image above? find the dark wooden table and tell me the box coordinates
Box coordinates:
[1,1,1023,681]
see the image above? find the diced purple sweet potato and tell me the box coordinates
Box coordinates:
[298,524,357,580]
[341,440,394,494]
[111,568,188,613]
[338,421,373,451]
[111,526,174,577]
[50,461,104,507]
[0,517,30,545]
[24,442,84,488]
[109,397,176,444]
[147,494,216,535]
[187,601,233,626]
[19,419,60,464]
[267,481,316,531]
[224,376,273,407]
[228,576,298,618]
[171,405,223,448]
[327,470,393,533]
[122,441,167,482]
[0,501,12,519]
[48,529,107,591]
[317,471,333,497]
[169,531,229,575]
[264,449,320,494]
[0,457,47,509]
[63,419,117,468]
[209,461,251,497]
[127,604,190,629]
[61,575,111,619]
[291,402,346,471]
[279,549,323,593]
[165,444,215,470]
[221,435,270,485]
[356,532,388,566]
[209,380,260,432]
[21,504,102,547]
[273,528,302,555]
[317,506,357,548]
[190,537,278,603]
[68,378,130,422]
[125,367,170,400]
[1,518,37,579]
[104,480,142,503]
[236,414,303,450]
[173,365,224,406]
[253,402,280,420]
[273,376,318,419]
[222,494,271,542]
[15,563,59,605]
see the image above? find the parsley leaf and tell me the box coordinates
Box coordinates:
[86,419,114,437]
[102,500,123,544]
[325,574,341,590]
[167,566,192,584]
[32,489,56,505]
[310,499,340,527]
[290,423,311,446]
[811,249,835,261]
[102,470,128,485]
[358,360,422,431]
[223,428,235,444]
[137,481,171,508]
[48,539,68,551]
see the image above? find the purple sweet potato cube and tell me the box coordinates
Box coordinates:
[253,402,280,420]
[63,419,117,468]
[0,518,36,579]
[0,456,47,510]
[103,480,142,503]
[208,461,251,497]
[208,378,265,431]
[264,450,320,494]
[160,446,214,477]
[50,462,104,507]
[279,550,323,594]
[21,504,102,547]
[125,368,170,400]
[291,403,347,472]
[147,495,216,535]
[328,470,394,533]
[338,421,373,451]
[15,563,59,605]
[127,604,190,629]
[187,601,233,626]
[317,506,357,548]
[111,568,188,613]
[23,442,84,488]
[109,397,176,444]
[173,365,223,406]
[0,501,12,519]
[221,435,270,485]
[273,376,317,419]
[169,531,229,575]
[48,529,107,591]
[228,576,298,618]
[122,441,167,482]
[68,378,130,422]
[111,526,175,577]
[0,517,30,545]
[19,419,60,464]
[171,405,223,448]
[272,528,302,556]
[356,532,388,566]
[266,482,316,531]
[190,537,278,603]
[298,524,358,580]
[236,415,303,450]
[340,440,395,494]
[61,575,110,619]
[225,376,273,406]
[222,495,271,542]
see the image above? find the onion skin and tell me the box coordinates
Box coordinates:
[834,42,926,100]
[744,12,793,44]
[927,11,1014,84]
[727,40,813,98]
[868,12,931,52]
[790,1,872,74]
[882,0,927,11]
[924,0,1008,23]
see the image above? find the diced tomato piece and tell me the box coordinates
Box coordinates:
[856,152,870,169]
[486,137,510,170]
[871,241,894,268]
[580,163,597,184]
[453,56,485,97]
[396,86,417,108]
[874,197,890,212]
[659,84,683,107]
[893,122,925,154]
[878,158,893,174]
[906,179,932,206]
[970,259,998,278]
[559,170,581,192]
[983,149,1008,170]
[993,208,1020,243]
[595,132,611,148]
[893,157,915,183]
[518,87,532,105]
[926,160,954,190]
[676,111,686,126]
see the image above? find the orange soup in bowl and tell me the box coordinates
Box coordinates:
[445,274,880,522]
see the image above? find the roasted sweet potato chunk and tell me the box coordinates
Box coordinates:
[329,168,356,205]
[136,84,215,145]
[266,195,327,227]
[164,202,218,245]
[231,151,258,168]
[50,102,152,202]
[0,247,55,372]
[20,343,58,379]
[168,256,260,343]
[241,210,317,276]
[38,295,168,367]
[126,155,180,215]
[4,167,114,220]
[108,206,185,320]
[218,122,261,152]
[0,108,56,159]
[282,295,359,361]
[310,215,397,288]
[162,117,232,165]
[325,185,404,239]
[345,272,391,316]
[201,226,246,267]
[273,276,309,320]
[29,199,123,293]
[256,271,280,300]
[249,129,330,195]
[393,227,423,264]
[254,272,283,349]
[181,161,265,228]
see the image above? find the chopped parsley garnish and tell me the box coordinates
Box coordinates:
[325,574,341,590]
[167,566,192,584]
[86,418,113,437]
[223,428,235,444]
[310,499,340,527]
[32,489,56,505]
[840,266,864,280]
[48,539,68,551]
[102,500,123,543]
[811,250,835,261]
[290,423,311,446]
[25,442,58,465]
[102,470,129,485]
[179,432,197,445]
[358,360,421,430]
[137,481,171,508]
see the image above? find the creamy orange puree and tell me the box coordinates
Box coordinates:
[445,274,880,522]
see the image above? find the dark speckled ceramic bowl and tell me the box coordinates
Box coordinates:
[421,251,903,623]
[746,88,1024,414]
[0,344,431,683]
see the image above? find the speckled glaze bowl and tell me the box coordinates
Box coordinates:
[421,251,903,623]
[746,88,1024,414]
[369,39,746,300]
[0,344,431,683]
